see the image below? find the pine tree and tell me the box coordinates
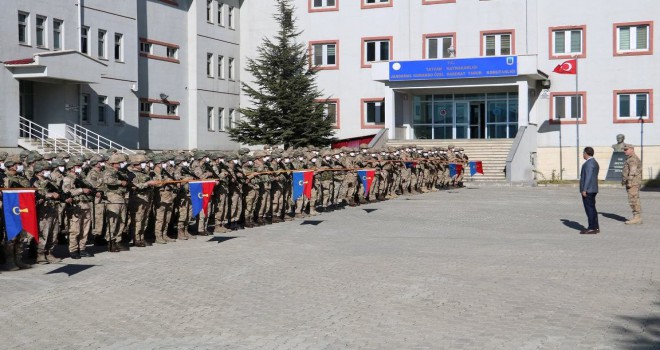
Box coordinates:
[229,0,336,149]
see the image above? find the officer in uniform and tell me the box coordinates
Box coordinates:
[62,158,94,259]
[622,144,643,224]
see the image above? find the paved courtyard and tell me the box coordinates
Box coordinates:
[1,186,659,349]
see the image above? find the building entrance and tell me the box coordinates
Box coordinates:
[411,92,518,140]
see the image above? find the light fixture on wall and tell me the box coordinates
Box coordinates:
[159,93,169,100]
[541,80,551,88]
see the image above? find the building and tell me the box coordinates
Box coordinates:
[241,0,659,182]
[0,0,241,152]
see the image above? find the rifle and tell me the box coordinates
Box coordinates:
[182,166,200,180]
[45,181,69,203]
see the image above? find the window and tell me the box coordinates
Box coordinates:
[81,94,90,122]
[217,1,225,26]
[218,107,225,131]
[167,104,178,116]
[36,15,46,47]
[228,57,235,80]
[98,96,107,123]
[207,53,214,77]
[217,55,225,79]
[550,92,586,124]
[424,33,455,59]
[362,37,392,67]
[18,12,29,44]
[81,26,89,54]
[228,109,235,128]
[481,31,514,56]
[614,90,652,123]
[310,0,338,12]
[550,26,585,59]
[207,0,213,22]
[140,42,152,54]
[140,101,152,114]
[167,47,178,59]
[207,107,215,131]
[362,0,392,9]
[311,41,338,68]
[228,6,235,29]
[114,33,123,61]
[53,19,63,50]
[98,30,107,58]
[615,22,653,56]
[114,97,123,123]
[320,100,339,127]
[361,98,385,128]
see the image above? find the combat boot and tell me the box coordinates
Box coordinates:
[154,234,167,244]
[177,228,189,240]
[46,251,62,263]
[12,242,31,269]
[2,242,20,271]
[625,214,643,225]
[36,250,49,265]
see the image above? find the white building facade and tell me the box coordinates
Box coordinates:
[241,0,659,182]
[1,0,241,151]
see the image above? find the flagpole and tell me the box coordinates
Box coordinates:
[575,57,580,180]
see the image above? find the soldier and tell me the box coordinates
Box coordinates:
[317,150,335,211]
[190,151,214,235]
[269,150,287,223]
[152,154,178,243]
[622,144,643,224]
[242,154,261,228]
[102,154,130,252]
[210,152,231,232]
[254,151,272,225]
[85,156,106,240]
[289,150,309,218]
[62,158,95,259]
[1,155,33,270]
[127,154,156,247]
[173,154,196,240]
[226,152,244,230]
[33,161,63,264]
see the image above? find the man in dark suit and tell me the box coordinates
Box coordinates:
[579,147,600,234]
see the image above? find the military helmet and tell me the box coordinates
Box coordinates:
[107,154,125,164]
[253,150,266,158]
[56,151,69,159]
[42,153,56,161]
[129,154,147,165]
[26,153,43,164]
[271,150,282,158]
[215,151,226,159]
[238,147,251,156]
[241,154,254,162]
[0,151,8,161]
[173,155,187,164]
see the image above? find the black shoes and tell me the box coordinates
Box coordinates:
[580,229,600,234]
[70,251,81,259]
[79,250,94,258]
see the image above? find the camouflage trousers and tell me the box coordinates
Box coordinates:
[212,190,229,225]
[37,202,59,254]
[227,188,242,223]
[270,183,284,218]
[67,202,91,253]
[92,196,105,237]
[627,185,642,215]
[259,185,272,218]
[129,192,153,243]
[105,193,127,244]
[175,194,192,231]
[154,190,175,235]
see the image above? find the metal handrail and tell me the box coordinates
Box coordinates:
[18,116,91,155]
[65,122,135,155]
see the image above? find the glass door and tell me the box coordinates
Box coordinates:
[469,102,486,139]
[454,102,469,139]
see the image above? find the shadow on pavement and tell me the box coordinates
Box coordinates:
[600,212,628,222]
[560,219,585,232]
[207,236,239,244]
[615,302,660,349]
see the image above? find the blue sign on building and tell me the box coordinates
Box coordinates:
[389,56,518,81]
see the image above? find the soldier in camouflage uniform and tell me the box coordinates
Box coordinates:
[269,150,287,223]
[622,144,643,224]
[102,154,130,252]
[253,151,272,225]
[62,158,95,259]
[226,152,244,230]
[85,156,106,240]
[127,154,156,246]
[210,152,231,232]
[151,154,178,243]
[173,154,196,240]
[1,155,32,270]
[242,154,261,228]
[33,161,62,264]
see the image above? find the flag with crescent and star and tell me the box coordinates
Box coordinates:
[469,161,484,176]
[449,164,464,177]
[292,170,314,201]
[189,180,216,217]
[2,190,38,241]
[553,59,577,74]
[358,169,376,196]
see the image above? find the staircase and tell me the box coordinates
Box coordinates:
[387,139,514,182]
[18,117,135,156]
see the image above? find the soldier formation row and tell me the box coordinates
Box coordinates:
[0,144,469,271]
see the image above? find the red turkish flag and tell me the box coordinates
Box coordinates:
[553,59,577,74]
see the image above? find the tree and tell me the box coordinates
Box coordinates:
[229,0,336,149]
